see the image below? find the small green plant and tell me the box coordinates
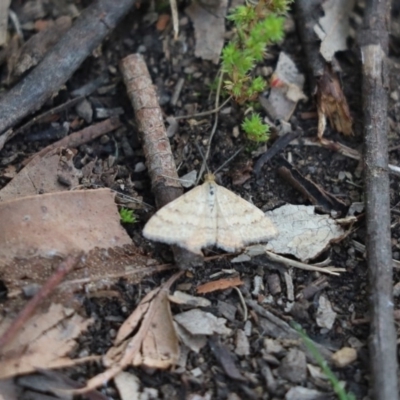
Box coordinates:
[241,113,270,142]
[292,322,356,400]
[119,207,136,224]
[221,0,293,142]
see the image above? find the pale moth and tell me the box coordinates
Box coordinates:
[143,173,277,254]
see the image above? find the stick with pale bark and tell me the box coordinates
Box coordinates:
[359,1,399,399]
[120,54,203,269]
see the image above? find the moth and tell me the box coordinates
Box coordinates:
[143,173,277,254]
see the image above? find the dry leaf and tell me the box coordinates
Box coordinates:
[0,188,132,267]
[317,65,353,136]
[196,276,243,294]
[174,322,207,353]
[314,0,355,62]
[0,147,80,202]
[174,309,231,336]
[77,273,182,393]
[0,303,93,379]
[185,0,228,64]
[169,291,211,307]
[260,52,306,121]
[265,204,346,262]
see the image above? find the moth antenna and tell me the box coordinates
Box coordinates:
[197,69,224,183]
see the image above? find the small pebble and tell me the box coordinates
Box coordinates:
[134,162,146,173]
[22,283,41,298]
[332,347,357,368]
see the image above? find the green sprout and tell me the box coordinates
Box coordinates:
[292,322,356,400]
[241,113,270,142]
[220,0,293,141]
[119,207,136,224]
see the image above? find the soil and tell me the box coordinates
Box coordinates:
[1,1,400,400]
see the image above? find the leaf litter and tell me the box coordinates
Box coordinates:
[0,0,378,398]
[0,303,94,380]
[0,188,132,267]
[75,272,183,393]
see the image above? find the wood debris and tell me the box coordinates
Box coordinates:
[196,276,243,294]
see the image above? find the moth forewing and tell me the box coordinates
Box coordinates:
[214,183,278,252]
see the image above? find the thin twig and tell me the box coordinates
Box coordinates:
[175,95,232,120]
[197,69,224,183]
[233,287,248,321]
[264,251,344,276]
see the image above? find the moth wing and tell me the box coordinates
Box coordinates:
[214,184,277,252]
[143,183,217,254]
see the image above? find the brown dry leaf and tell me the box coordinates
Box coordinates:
[0,303,93,379]
[156,14,170,32]
[317,65,353,137]
[185,0,228,64]
[0,188,132,268]
[0,147,81,202]
[76,272,183,393]
[260,52,306,121]
[2,245,163,304]
[265,204,347,262]
[314,0,355,62]
[196,276,244,294]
